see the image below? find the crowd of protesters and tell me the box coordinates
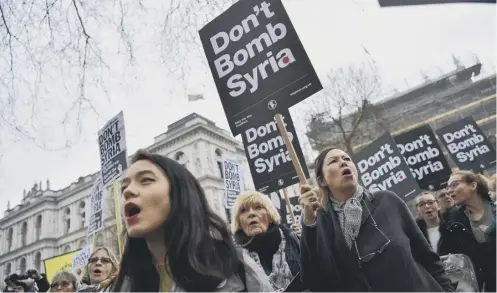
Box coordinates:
[3,148,496,292]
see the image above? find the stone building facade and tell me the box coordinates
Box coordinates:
[0,113,254,282]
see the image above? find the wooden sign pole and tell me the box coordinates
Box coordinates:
[111,181,124,257]
[282,188,296,225]
[274,113,308,185]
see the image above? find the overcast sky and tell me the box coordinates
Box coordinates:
[0,0,495,217]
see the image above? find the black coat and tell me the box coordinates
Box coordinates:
[415,211,446,254]
[438,203,496,292]
[300,190,454,292]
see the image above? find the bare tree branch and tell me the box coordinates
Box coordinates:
[305,63,387,155]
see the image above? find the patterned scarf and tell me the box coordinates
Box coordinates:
[329,185,364,248]
[246,228,293,291]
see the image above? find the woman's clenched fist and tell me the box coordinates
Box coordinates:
[299,184,321,226]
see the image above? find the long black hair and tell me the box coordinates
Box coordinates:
[112,150,241,292]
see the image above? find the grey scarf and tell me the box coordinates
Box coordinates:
[329,185,364,248]
[246,228,293,291]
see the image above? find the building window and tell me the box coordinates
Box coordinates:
[34,252,41,271]
[175,151,187,168]
[4,263,11,276]
[215,148,223,178]
[19,257,26,273]
[80,212,86,228]
[7,228,13,251]
[96,234,104,247]
[63,245,71,253]
[35,215,42,240]
[21,222,28,246]
[79,239,87,249]
[64,208,71,234]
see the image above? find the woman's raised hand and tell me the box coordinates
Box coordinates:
[299,184,321,226]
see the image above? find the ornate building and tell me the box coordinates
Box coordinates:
[0,113,254,281]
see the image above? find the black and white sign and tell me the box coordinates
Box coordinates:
[436,117,496,172]
[242,110,309,194]
[269,191,301,227]
[394,125,452,190]
[354,132,421,202]
[199,0,322,135]
[98,111,128,186]
[223,157,244,209]
[72,244,93,272]
[88,177,105,237]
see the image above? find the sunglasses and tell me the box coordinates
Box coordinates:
[88,257,112,264]
[50,280,72,289]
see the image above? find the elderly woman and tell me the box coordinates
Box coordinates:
[299,147,454,292]
[443,170,496,292]
[231,191,301,291]
[49,270,78,292]
[79,246,119,292]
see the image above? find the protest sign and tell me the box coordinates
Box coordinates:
[242,110,309,194]
[436,117,496,172]
[88,177,105,237]
[269,190,301,227]
[354,132,421,202]
[43,250,79,282]
[72,244,93,275]
[199,0,322,135]
[98,111,128,186]
[223,157,244,209]
[394,125,452,190]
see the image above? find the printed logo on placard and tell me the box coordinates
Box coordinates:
[268,100,277,110]
[278,179,284,186]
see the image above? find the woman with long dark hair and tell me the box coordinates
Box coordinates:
[442,170,496,292]
[299,147,453,292]
[111,150,272,292]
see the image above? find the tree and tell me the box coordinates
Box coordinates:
[304,63,387,155]
[0,0,233,149]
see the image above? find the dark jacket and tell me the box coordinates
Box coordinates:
[300,190,454,292]
[35,274,50,292]
[415,211,446,254]
[438,202,496,292]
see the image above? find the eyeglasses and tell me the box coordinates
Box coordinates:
[416,200,437,208]
[447,180,463,189]
[50,280,72,289]
[89,257,112,264]
[353,203,391,268]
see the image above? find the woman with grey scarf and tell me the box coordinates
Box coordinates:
[299,147,454,292]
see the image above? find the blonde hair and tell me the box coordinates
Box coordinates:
[488,174,497,192]
[231,191,281,232]
[82,246,120,289]
[50,270,79,292]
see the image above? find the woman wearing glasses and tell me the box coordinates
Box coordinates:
[442,170,496,292]
[299,147,453,292]
[49,271,78,292]
[79,246,120,292]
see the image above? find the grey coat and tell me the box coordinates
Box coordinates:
[114,251,273,292]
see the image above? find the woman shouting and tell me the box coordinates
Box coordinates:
[299,147,453,292]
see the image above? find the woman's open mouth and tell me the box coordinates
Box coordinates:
[341,168,353,178]
[124,202,141,221]
[93,269,102,275]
